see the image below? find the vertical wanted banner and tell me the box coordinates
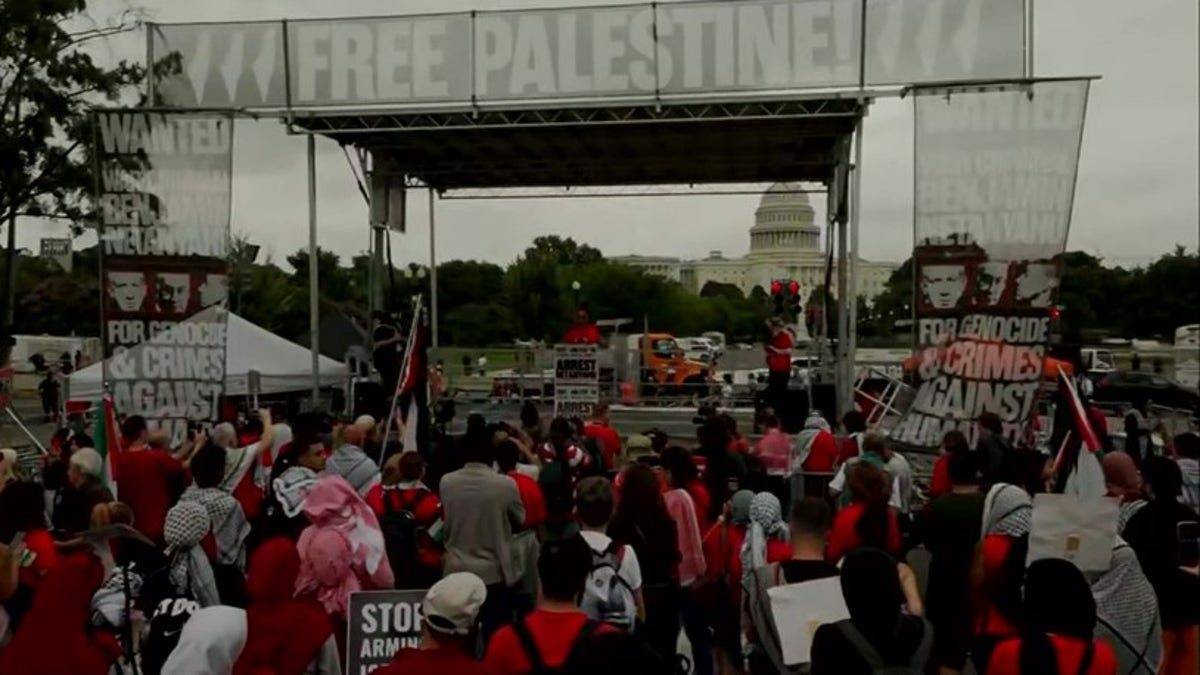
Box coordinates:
[554,344,599,418]
[94,110,233,445]
[891,80,1090,451]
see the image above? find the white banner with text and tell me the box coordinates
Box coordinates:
[94,110,233,445]
[891,80,1090,451]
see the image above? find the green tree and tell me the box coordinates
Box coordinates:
[0,2,159,359]
[523,235,603,266]
[699,281,744,300]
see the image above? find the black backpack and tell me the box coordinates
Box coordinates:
[379,488,431,588]
[578,436,606,478]
[512,618,600,674]
[539,445,575,517]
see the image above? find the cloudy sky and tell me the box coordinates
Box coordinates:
[41,0,1198,270]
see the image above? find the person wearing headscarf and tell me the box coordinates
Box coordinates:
[163,501,220,607]
[986,558,1118,674]
[233,537,339,675]
[810,548,932,675]
[1090,542,1163,675]
[739,492,790,592]
[745,498,840,675]
[826,461,903,563]
[702,490,755,675]
[970,483,1033,671]
[789,410,839,474]
[160,606,247,675]
[0,551,121,675]
[1102,452,1148,532]
[1122,456,1200,675]
[295,475,394,619]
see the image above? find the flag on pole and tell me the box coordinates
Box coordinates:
[92,392,122,497]
[383,296,428,458]
[1051,365,1105,498]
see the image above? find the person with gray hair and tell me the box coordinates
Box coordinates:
[51,448,114,535]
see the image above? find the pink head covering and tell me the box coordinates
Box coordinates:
[1102,452,1143,503]
[295,528,358,617]
[297,475,394,598]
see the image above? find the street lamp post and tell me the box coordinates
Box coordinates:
[571,280,582,306]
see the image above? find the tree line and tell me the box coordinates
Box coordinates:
[6,235,1196,349]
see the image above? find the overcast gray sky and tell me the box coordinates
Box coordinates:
[38,0,1199,270]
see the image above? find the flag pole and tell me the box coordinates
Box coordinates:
[380,295,422,461]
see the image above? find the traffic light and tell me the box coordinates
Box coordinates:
[788,281,802,315]
[1049,305,1063,320]
[771,280,785,316]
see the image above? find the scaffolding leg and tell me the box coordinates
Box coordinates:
[6,406,48,455]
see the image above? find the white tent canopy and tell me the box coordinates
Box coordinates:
[68,311,346,401]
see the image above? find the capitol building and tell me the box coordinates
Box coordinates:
[609,183,898,300]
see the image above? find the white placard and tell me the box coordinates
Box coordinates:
[1027,493,1119,572]
[768,576,849,666]
[554,344,598,418]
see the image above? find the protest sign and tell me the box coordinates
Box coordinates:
[93,111,233,445]
[555,344,598,417]
[768,575,849,666]
[1027,493,1119,572]
[346,589,426,674]
[891,80,1091,451]
[40,238,73,272]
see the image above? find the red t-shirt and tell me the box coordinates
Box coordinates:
[767,331,793,372]
[18,529,59,588]
[375,646,493,675]
[117,449,185,543]
[826,501,903,563]
[837,434,862,465]
[508,471,547,530]
[802,431,840,474]
[366,484,443,571]
[976,534,1021,638]
[685,479,712,533]
[702,522,790,607]
[929,454,952,500]
[583,423,622,470]
[987,635,1117,675]
[562,324,601,345]
[485,609,616,675]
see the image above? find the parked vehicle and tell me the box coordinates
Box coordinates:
[1093,370,1200,415]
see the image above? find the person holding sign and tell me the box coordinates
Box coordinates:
[374,572,493,675]
[985,559,1118,675]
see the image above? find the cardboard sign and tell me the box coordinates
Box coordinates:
[768,576,849,666]
[346,589,427,675]
[1027,493,1119,572]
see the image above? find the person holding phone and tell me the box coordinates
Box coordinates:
[1123,456,1200,675]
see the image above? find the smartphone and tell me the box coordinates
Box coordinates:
[1179,521,1200,568]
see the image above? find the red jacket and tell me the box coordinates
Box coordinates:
[563,323,601,345]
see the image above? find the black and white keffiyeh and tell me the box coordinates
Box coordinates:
[182,485,250,568]
[164,501,220,607]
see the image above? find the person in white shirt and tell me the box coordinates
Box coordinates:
[1175,432,1200,511]
[576,476,645,629]
[829,433,912,514]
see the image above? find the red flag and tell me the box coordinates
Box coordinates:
[1058,365,1102,453]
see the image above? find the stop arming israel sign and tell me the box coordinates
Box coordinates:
[346,589,426,674]
[555,344,598,417]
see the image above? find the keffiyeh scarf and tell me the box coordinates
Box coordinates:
[981,483,1033,537]
[164,501,220,607]
[182,485,250,567]
[1092,542,1162,675]
[273,466,320,519]
[740,492,788,591]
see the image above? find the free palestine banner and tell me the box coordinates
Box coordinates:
[93,110,233,445]
[891,80,1091,451]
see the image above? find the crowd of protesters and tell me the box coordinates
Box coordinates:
[0,394,1196,675]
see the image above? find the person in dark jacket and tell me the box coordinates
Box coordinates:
[975,412,1011,487]
[1122,456,1200,675]
[810,548,932,675]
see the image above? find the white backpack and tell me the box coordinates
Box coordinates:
[580,541,635,630]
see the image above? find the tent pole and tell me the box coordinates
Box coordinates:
[428,188,439,348]
[307,134,320,403]
[847,114,864,416]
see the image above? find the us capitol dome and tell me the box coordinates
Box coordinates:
[609,183,898,300]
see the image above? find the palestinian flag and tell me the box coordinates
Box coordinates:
[383,296,429,458]
[92,393,122,497]
[1051,365,1105,498]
